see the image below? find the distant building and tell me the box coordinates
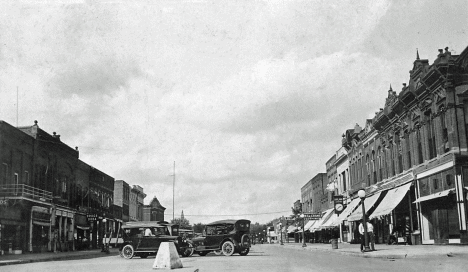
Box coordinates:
[143,196,166,221]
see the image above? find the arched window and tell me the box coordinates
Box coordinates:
[427,111,437,159]
[371,150,376,184]
[395,133,403,174]
[416,123,424,164]
[440,106,449,152]
[366,154,370,186]
[405,130,412,169]
[378,146,383,181]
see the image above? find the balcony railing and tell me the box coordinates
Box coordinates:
[0,183,53,203]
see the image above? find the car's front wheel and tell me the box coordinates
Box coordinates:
[239,248,250,256]
[181,243,194,257]
[221,241,235,256]
[121,244,134,259]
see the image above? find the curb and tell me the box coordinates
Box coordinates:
[0,251,120,266]
[276,244,409,259]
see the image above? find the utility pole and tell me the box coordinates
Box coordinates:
[173,161,175,222]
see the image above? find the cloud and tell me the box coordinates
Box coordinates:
[2,0,465,225]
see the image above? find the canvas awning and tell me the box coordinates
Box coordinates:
[310,208,334,232]
[347,192,382,221]
[370,182,412,219]
[329,197,361,226]
[287,225,297,233]
[303,220,315,230]
[320,213,339,229]
[306,220,317,231]
[413,188,455,203]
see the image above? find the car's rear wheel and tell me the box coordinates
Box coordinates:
[198,251,209,256]
[214,250,222,255]
[121,244,134,259]
[221,241,235,256]
[239,248,250,256]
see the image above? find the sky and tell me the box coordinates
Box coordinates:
[0,0,467,225]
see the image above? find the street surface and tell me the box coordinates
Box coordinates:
[3,244,468,272]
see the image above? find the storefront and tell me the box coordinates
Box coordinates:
[0,202,27,255]
[414,164,466,244]
[30,205,53,253]
[55,207,75,251]
[74,213,90,250]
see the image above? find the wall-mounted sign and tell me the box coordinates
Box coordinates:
[303,212,322,220]
[0,199,8,206]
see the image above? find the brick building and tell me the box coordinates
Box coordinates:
[332,46,468,245]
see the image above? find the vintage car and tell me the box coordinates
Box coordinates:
[118,221,194,259]
[190,219,251,256]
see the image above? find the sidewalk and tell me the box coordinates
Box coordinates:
[270,241,468,259]
[0,248,120,266]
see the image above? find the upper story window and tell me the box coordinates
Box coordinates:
[426,111,437,159]
[416,123,424,164]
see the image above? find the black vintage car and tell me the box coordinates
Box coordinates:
[118,221,193,259]
[190,219,251,256]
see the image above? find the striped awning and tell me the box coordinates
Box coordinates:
[347,192,382,222]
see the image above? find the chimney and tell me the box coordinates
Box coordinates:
[438,49,444,58]
[31,120,38,138]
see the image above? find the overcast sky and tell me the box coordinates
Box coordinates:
[1,0,467,224]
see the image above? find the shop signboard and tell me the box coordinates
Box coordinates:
[303,212,322,220]
[0,199,8,206]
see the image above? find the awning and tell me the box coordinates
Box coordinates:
[303,220,315,230]
[329,198,361,226]
[320,213,339,229]
[287,225,297,233]
[76,225,90,230]
[33,220,51,227]
[414,189,455,203]
[370,182,412,219]
[347,192,382,221]
[306,220,317,231]
[310,209,334,232]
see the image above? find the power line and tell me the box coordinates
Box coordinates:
[164,210,291,217]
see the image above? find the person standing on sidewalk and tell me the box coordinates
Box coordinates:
[358,219,376,251]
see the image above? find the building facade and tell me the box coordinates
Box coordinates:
[143,196,166,221]
[334,46,468,245]
[0,120,156,255]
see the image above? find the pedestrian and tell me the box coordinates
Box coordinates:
[358,218,375,252]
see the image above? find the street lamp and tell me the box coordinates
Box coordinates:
[358,189,371,252]
[279,222,284,245]
[102,218,109,253]
[300,213,307,247]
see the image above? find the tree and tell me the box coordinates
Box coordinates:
[291,206,302,225]
[171,217,191,229]
[192,223,205,234]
